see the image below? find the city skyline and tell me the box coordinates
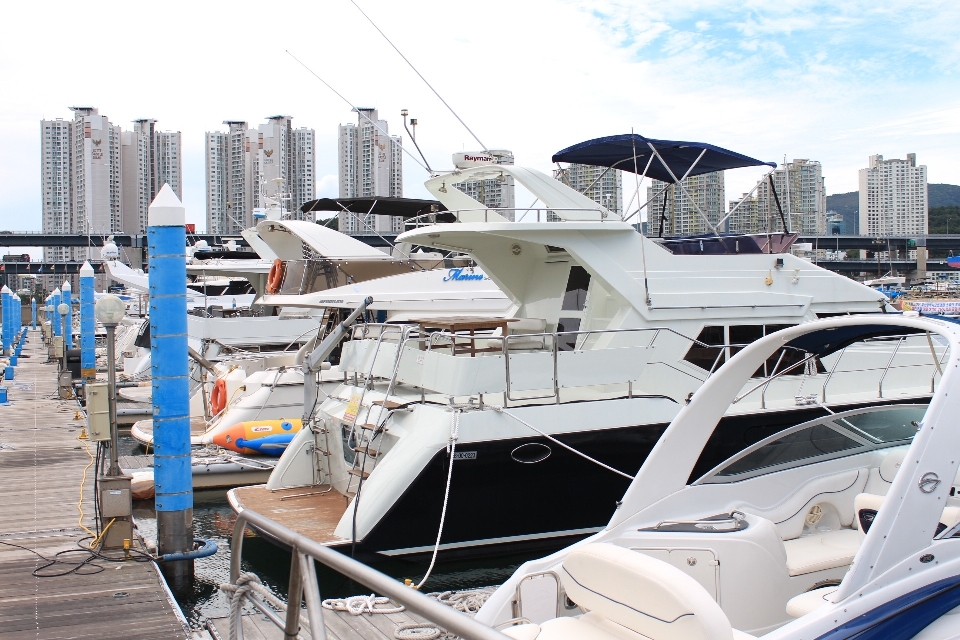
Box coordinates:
[3,1,957,233]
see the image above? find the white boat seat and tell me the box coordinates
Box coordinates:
[782,529,860,576]
[785,586,837,618]
[855,492,960,539]
[502,543,753,640]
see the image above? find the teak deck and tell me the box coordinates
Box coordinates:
[0,332,189,639]
[208,604,436,640]
[229,485,351,546]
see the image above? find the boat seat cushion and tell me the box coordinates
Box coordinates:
[558,543,736,640]
[855,492,960,539]
[786,587,837,618]
[783,529,860,576]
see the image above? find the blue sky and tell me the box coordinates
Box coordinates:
[0,0,957,233]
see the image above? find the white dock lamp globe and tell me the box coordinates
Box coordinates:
[95,294,125,475]
[95,295,126,327]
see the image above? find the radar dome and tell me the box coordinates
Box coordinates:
[101,242,120,261]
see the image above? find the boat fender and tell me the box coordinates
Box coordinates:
[211,379,228,415]
[266,259,285,294]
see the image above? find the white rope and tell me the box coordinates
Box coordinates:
[322,593,404,615]
[490,405,635,480]
[415,409,461,590]
[394,588,495,640]
[220,572,311,640]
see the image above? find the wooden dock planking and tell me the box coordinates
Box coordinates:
[0,332,190,640]
[208,599,437,640]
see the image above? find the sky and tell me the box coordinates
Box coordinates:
[1,0,958,233]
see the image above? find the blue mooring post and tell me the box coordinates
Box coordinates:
[80,263,95,383]
[51,288,61,338]
[148,184,193,591]
[61,280,72,350]
[1,285,10,356]
[31,298,36,330]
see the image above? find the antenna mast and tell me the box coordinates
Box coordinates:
[350,0,490,153]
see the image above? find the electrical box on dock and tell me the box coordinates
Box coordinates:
[98,475,133,549]
[86,383,111,441]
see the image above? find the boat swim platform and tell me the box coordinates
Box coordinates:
[130,416,210,446]
[228,485,351,547]
[0,330,190,640]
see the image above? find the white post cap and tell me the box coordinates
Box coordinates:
[148,183,185,227]
[62,280,71,292]
[52,288,61,295]
[0,286,10,295]
[80,261,94,277]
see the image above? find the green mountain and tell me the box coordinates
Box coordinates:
[826,184,960,234]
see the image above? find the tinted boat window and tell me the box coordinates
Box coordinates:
[562,266,591,311]
[837,406,925,443]
[717,423,863,477]
[684,326,726,371]
[729,325,763,356]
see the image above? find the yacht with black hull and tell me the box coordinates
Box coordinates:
[229,135,946,561]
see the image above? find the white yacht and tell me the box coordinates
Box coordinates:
[231,136,945,559]
[478,315,960,639]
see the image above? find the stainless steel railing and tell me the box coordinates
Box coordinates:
[227,508,508,640]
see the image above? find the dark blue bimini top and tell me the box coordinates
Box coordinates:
[552,134,776,183]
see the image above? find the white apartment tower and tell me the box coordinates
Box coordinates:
[120,119,183,234]
[647,171,725,237]
[454,150,517,218]
[42,107,182,274]
[726,193,759,234]
[337,108,403,235]
[40,118,74,262]
[858,153,928,236]
[555,163,622,216]
[727,159,826,235]
[206,117,315,233]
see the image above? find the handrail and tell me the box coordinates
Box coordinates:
[878,336,905,398]
[228,508,509,640]
[821,346,847,403]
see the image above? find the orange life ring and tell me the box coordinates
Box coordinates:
[266,259,285,294]
[211,379,227,416]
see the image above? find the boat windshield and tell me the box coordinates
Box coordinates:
[696,404,927,484]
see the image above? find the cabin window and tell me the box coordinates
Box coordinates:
[558,266,591,351]
[562,266,591,311]
[683,325,726,371]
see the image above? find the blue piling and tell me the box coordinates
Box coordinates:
[61,281,72,349]
[148,184,193,590]
[51,288,61,338]
[1,286,9,356]
[31,298,36,329]
[80,262,95,383]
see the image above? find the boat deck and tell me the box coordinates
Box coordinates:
[229,485,351,546]
[0,331,190,639]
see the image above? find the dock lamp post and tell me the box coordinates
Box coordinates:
[95,295,125,476]
[57,302,69,372]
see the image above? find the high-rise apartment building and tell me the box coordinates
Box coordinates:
[454,150,517,219]
[647,171,725,237]
[337,108,403,235]
[554,163,622,216]
[858,153,928,236]
[727,159,826,235]
[205,117,315,234]
[120,119,183,235]
[40,118,74,262]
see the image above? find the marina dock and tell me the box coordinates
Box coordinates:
[0,332,190,640]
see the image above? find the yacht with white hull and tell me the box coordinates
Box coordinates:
[230,135,947,559]
[478,315,960,639]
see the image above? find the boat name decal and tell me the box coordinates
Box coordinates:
[452,451,477,460]
[443,268,485,282]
